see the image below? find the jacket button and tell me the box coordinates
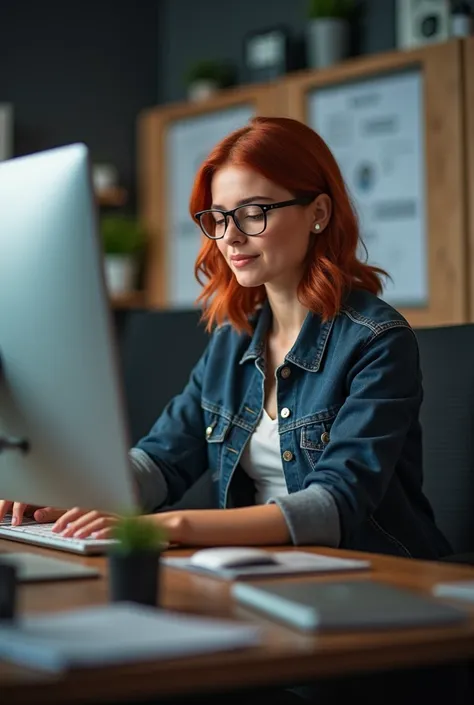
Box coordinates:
[280,407,291,419]
[280,366,291,379]
[282,450,294,462]
[205,426,213,438]
[320,431,330,444]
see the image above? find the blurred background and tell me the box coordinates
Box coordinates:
[1,0,473,325]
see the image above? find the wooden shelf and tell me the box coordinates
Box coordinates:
[110,290,147,309]
[96,186,128,207]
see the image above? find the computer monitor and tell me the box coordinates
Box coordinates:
[0,144,136,514]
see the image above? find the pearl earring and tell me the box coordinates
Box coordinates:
[314,223,320,231]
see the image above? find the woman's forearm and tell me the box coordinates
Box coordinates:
[154,505,291,546]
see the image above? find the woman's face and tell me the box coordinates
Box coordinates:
[211,166,329,291]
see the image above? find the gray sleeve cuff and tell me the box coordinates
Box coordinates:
[269,485,341,547]
[129,448,168,513]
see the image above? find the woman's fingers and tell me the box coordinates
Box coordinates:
[72,515,118,539]
[0,500,13,522]
[11,502,30,526]
[54,509,117,538]
[0,502,64,525]
[52,507,89,533]
[33,507,65,523]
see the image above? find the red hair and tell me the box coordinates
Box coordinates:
[190,116,386,334]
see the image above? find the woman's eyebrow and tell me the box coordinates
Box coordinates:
[211,195,273,209]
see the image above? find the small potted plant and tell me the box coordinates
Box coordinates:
[306,0,354,69]
[185,59,235,102]
[100,214,145,296]
[108,515,167,607]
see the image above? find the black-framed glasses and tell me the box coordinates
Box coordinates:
[194,196,314,240]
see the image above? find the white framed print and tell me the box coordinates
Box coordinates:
[308,70,428,308]
[0,104,13,161]
[166,105,254,307]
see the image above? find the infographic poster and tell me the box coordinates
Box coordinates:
[167,105,254,307]
[309,70,428,307]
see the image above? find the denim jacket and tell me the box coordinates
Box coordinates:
[131,289,452,560]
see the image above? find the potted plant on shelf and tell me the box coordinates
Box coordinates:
[100,214,145,297]
[306,0,354,70]
[108,515,167,607]
[185,59,235,102]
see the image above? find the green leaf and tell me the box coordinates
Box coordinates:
[308,0,355,19]
[100,215,145,255]
[110,514,167,555]
[184,60,235,87]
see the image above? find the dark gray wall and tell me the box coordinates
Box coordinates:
[0,0,159,198]
[0,1,397,195]
[158,0,396,104]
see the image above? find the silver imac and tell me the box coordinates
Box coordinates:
[0,144,136,514]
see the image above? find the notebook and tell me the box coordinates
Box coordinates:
[163,551,371,581]
[232,579,469,632]
[433,579,474,602]
[0,603,261,672]
[0,552,100,582]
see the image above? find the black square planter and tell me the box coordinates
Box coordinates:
[108,550,160,607]
[0,561,17,620]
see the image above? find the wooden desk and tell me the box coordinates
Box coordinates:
[1,541,474,704]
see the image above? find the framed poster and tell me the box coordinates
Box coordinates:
[283,40,467,327]
[166,106,253,307]
[309,70,427,308]
[138,84,285,308]
[0,104,13,161]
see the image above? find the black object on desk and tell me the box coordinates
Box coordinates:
[108,550,160,607]
[0,561,17,620]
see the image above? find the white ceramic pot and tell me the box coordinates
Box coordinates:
[306,18,350,69]
[187,79,219,102]
[104,255,137,296]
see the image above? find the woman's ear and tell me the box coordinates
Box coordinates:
[311,193,332,233]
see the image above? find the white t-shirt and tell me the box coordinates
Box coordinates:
[240,409,289,504]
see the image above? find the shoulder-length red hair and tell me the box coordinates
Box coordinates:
[190,116,386,334]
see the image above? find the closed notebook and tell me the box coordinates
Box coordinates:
[0,603,261,672]
[163,551,371,580]
[433,580,474,602]
[232,579,468,632]
[0,552,99,582]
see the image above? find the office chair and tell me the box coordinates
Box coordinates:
[113,308,215,510]
[415,323,474,563]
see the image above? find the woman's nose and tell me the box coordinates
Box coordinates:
[222,217,246,245]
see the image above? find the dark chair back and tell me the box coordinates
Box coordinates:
[415,324,474,555]
[113,308,209,445]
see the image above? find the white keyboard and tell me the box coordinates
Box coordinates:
[0,517,118,555]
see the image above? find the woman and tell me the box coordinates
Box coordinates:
[1,117,451,559]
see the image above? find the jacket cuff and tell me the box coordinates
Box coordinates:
[129,448,168,513]
[269,485,341,547]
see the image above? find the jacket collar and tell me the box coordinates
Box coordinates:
[239,300,334,372]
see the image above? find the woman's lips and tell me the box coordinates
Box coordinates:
[230,255,259,268]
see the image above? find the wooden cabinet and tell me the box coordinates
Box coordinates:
[463,37,474,323]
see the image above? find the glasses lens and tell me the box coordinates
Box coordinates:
[234,205,266,235]
[199,211,226,239]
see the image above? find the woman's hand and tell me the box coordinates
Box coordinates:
[52,508,119,539]
[0,500,64,525]
[52,507,186,543]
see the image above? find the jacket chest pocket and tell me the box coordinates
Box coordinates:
[300,416,336,471]
[203,411,232,479]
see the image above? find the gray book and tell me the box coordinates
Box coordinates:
[0,552,99,582]
[232,579,469,632]
[0,603,261,672]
